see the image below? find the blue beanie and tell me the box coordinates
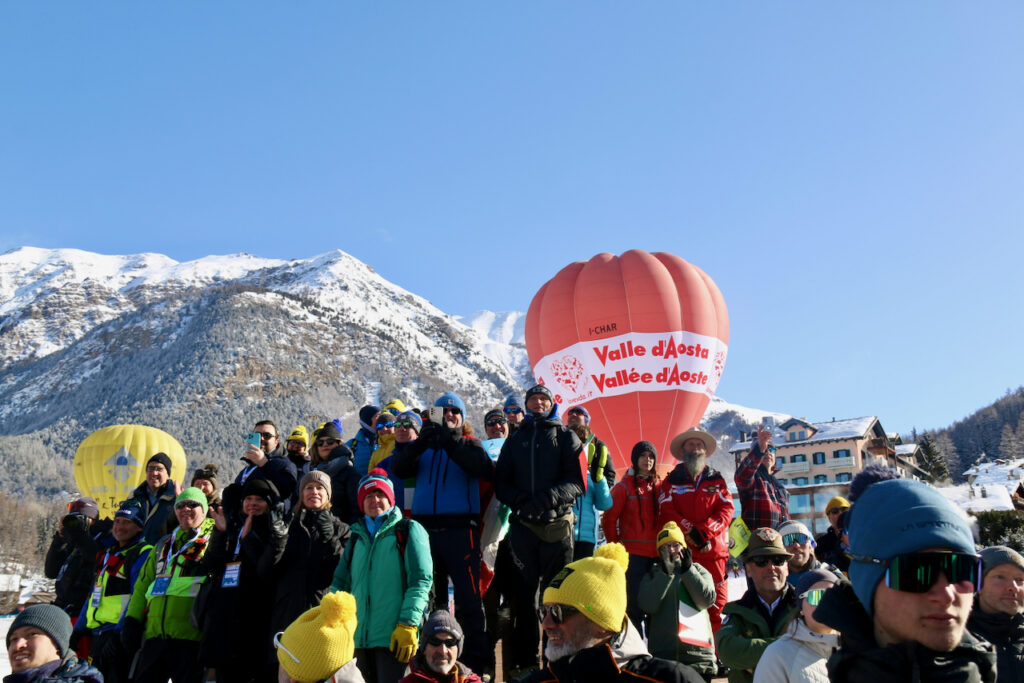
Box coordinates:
[503,395,524,411]
[848,479,975,615]
[434,392,466,415]
[115,499,146,528]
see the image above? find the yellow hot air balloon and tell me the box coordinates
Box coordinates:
[73,425,187,519]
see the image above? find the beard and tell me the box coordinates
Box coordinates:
[682,451,706,479]
[426,654,456,675]
[544,625,607,662]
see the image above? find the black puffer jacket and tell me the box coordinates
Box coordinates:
[314,444,361,524]
[265,507,349,639]
[967,596,1024,683]
[496,410,584,518]
[815,579,996,683]
[233,442,299,503]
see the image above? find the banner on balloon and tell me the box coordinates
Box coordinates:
[532,330,727,406]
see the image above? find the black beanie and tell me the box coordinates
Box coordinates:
[7,604,72,656]
[147,452,172,475]
[631,440,658,469]
[242,477,280,506]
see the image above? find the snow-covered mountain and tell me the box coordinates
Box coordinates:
[0,246,782,494]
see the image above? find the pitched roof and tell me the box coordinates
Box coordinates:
[729,416,880,453]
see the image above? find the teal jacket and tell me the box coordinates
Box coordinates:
[330,508,432,649]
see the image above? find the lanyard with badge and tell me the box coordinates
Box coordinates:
[221,535,243,588]
[91,547,117,608]
[152,532,198,597]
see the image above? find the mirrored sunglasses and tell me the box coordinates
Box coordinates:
[485,418,508,427]
[883,552,982,594]
[395,421,416,429]
[376,422,396,430]
[504,407,523,415]
[175,500,202,510]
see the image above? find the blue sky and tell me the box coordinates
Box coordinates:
[2,4,1022,436]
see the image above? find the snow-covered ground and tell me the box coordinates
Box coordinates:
[0,615,12,676]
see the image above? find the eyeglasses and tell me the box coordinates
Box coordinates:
[782,533,811,546]
[376,422,395,430]
[175,501,202,510]
[750,556,788,568]
[537,603,580,624]
[848,550,982,594]
[801,589,826,606]
[395,421,416,429]
[504,407,523,415]
[485,418,508,427]
[315,439,339,447]
[426,636,459,648]
[273,631,300,663]
[255,431,276,441]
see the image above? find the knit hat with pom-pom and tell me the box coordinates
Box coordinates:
[542,542,629,633]
[276,591,358,683]
[357,468,395,511]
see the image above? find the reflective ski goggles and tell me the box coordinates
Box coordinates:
[537,603,580,625]
[800,589,826,606]
[782,533,811,547]
[849,551,982,593]
[376,421,395,430]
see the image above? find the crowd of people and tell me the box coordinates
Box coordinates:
[12,387,1024,683]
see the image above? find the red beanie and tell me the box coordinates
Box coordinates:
[357,468,395,511]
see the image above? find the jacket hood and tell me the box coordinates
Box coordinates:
[610,618,650,662]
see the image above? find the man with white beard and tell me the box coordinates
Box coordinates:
[514,543,703,683]
[657,428,735,634]
[398,611,483,683]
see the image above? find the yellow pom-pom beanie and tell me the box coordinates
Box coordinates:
[542,542,629,633]
[277,591,357,683]
[656,521,687,551]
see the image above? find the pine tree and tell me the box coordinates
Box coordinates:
[1000,423,1022,461]
[933,432,963,482]
[918,434,950,484]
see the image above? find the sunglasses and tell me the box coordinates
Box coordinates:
[255,431,276,440]
[504,407,523,415]
[376,422,396,430]
[426,636,459,648]
[273,631,300,664]
[315,439,339,447]
[395,421,416,429]
[567,408,586,416]
[750,556,788,568]
[175,501,202,510]
[537,603,580,625]
[485,418,508,427]
[801,588,826,606]
[782,533,811,546]
[442,408,461,416]
[877,552,982,593]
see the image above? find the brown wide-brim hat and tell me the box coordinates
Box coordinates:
[669,429,717,459]
[742,527,794,560]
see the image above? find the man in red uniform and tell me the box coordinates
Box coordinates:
[657,428,734,633]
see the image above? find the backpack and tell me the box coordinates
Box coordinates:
[345,517,434,622]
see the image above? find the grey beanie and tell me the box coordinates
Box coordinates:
[848,479,975,616]
[419,609,464,656]
[980,546,1024,576]
[7,604,73,656]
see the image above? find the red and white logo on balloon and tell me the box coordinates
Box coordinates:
[550,355,587,394]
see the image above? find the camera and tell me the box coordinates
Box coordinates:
[62,513,88,533]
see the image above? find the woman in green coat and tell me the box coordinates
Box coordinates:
[331,468,433,683]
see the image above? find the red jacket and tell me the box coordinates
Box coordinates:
[399,658,482,683]
[657,464,734,561]
[602,471,659,557]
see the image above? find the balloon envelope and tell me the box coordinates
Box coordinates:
[73,424,187,518]
[525,250,729,473]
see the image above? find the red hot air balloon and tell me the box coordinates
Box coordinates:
[525,251,729,474]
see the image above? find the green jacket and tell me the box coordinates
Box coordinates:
[637,558,718,678]
[715,584,798,683]
[330,508,432,649]
[126,518,215,642]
